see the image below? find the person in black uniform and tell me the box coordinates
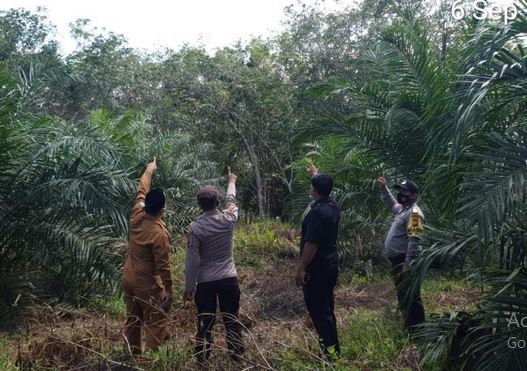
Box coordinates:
[295,163,341,357]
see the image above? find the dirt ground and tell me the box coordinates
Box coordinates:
[3,257,475,370]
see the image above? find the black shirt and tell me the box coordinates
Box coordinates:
[300,197,341,272]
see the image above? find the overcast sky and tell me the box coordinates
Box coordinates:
[1,0,518,55]
[0,0,348,55]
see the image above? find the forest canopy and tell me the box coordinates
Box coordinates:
[1,1,527,369]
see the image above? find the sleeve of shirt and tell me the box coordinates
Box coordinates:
[152,231,173,295]
[224,181,238,222]
[303,210,323,246]
[185,226,200,291]
[406,211,424,263]
[131,168,153,225]
[382,187,403,215]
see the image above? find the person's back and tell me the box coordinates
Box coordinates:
[124,215,170,290]
[301,197,340,271]
[189,206,237,284]
[122,158,172,355]
[184,169,245,363]
[296,166,341,358]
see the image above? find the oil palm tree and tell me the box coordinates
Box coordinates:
[298,2,527,369]
[0,63,220,327]
[0,72,136,326]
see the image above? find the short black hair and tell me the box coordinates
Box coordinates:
[145,188,166,215]
[311,174,333,197]
[197,186,219,211]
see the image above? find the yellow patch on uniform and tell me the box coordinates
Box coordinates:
[407,212,424,237]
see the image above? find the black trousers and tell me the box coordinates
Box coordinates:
[388,254,425,328]
[303,266,340,355]
[194,276,244,360]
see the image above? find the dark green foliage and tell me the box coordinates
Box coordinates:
[1,2,527,368]
[0,72,134,326]
[295,2,527,369]
[0,69,216,328]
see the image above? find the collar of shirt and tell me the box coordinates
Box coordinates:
[199,209,220,219]
[311,196,332,208]
[142,214,168,232]
[403,202,417,211]
[143,213,162,222]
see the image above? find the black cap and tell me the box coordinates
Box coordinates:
[145,188,166,214]
[394,180,419,194]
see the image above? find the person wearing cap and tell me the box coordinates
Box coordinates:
[183,168,244,363]
[295,164,341,358]
[377,176,425,328]
[122,157,173,354]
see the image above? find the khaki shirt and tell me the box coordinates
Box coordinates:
[122,169,173,296]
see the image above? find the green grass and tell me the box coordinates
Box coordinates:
[269,329,338,370]
[233,220,297,267]
[339,270,391,287]
[339,309,409,369]
[270,308,411,370]
[91,295,126,317]
[0,220,481,370]
[0,338,18,371]
[422,276,472,293]
[0,274,472,370]
[146,345,192,370]
[422,276,477,313]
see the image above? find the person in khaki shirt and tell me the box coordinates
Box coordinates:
[122,157,173,355]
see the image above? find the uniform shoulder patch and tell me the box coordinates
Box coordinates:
[407,211,424,238]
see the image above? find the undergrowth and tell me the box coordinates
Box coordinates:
[0,220,479,370]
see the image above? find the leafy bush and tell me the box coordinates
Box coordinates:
[0,70,217,328]
[233,220,298,266]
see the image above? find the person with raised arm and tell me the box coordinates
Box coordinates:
[183,167,244,363]
[122,157,173,355]
[296,163,341,358]
[377,176,425,329]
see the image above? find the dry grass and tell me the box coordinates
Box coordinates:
[239,260,306,320]
[425,289,478,312]
[336,282,396,311]
[7,257,392,370]
[3,252,478,370]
